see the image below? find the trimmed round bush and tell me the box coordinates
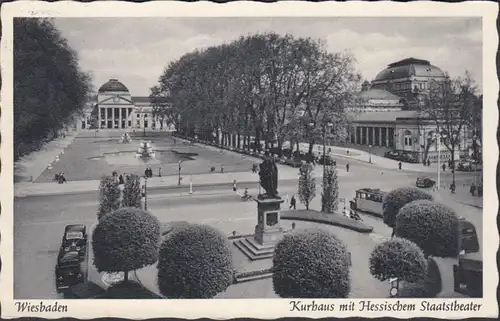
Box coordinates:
[157,223,234,298]
[395,200,459,257]
[92,207,161,273]
[382,187,433,228]
[369,237,428,283]
[273,228,350,298]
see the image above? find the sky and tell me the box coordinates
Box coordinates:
[53,17,483,97]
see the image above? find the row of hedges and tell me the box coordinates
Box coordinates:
[370,186,463,298]
[93,205,354,298]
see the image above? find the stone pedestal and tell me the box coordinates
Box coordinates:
[234,196,284,261]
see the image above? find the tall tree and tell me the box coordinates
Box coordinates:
[14,18,92,160]
[321,165,339,213]
[151,33,360,156]
[97,176,121,221]
[422,72,479,185]
[298,163,316,210]
[122,174,142,208]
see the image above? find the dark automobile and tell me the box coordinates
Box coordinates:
[317,155,336,166]
[60,224,87,260]
[416,176,435,188]
[384,150,418,163]
[457,160,483,172]
[453,252,482,298]
[384,151,400,160]
[55,251,85,292]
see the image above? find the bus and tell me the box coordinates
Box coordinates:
[349,188,386,218]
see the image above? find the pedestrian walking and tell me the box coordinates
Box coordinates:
[144,168,149,178]
[221,165,224,173]
[158,167,162,177]
[119,174,124,185]
[289,195,296,210]
[346,163,350,173]
[470,183,476,196]
[398,162,402,170]
[233,180,237,192]
[450,182,456,194]
[442,163,446,172]
[427,159,431,167]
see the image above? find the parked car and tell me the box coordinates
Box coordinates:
[60,224,87,261]
[454,252,482,298]
[55,251,85,292]
[384,150,418,163]
[457,160,483,172]
[416,176,435,188]
[384,151,400,160]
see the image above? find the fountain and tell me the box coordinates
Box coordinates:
[119,133,132,144]
[136,140,156,158]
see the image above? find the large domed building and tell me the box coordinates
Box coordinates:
[346,58,471,163]
[77,79,173,131]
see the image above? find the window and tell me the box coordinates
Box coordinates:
[404,130,413,146]
[137,120,140,126]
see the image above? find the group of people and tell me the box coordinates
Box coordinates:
[469,182,483,197]
[54,173,67,184]
[210,165,225,173]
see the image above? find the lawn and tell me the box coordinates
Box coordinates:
[35,131,260,182]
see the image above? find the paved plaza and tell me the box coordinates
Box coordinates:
[13,129,483,299]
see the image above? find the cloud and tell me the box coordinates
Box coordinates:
[53,17,483,96]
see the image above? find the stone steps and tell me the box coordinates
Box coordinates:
[233,238,274,261]
[234,272,273,283]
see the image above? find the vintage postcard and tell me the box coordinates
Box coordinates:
[0,0,498,319]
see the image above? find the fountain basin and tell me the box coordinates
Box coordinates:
[88,150,196,166]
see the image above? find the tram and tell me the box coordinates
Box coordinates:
[349,188,386,218]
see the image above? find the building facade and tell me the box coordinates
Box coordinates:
[76,79,173,131]
[347,57,473,163]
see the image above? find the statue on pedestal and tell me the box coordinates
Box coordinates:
[258,152,279,198]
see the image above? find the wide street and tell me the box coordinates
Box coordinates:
[14,152,482,299]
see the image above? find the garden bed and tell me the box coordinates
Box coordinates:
[281,209,374,233]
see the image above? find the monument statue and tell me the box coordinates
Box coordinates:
[258,152,279,198]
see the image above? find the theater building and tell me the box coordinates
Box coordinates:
[76,79,173,131]
[347,58,472,163]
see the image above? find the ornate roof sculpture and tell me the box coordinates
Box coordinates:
[374,58,446,82]
[98,79,129,93]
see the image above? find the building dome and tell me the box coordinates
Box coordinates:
[359,88,401,101]
[374,58,446,82]
[98,79,129,93]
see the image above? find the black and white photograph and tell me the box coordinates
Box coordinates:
[1,1,497,319]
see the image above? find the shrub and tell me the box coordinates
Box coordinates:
[121,174,142,208]
[369,237,428,283]
[97,175,122,220]
[92,207,160,281]
[321,165,339,213]
[382,187,433,228]
[273,228,350,298]
[395,200,459,257]
[157,223,234,298]
[298,163,316,210]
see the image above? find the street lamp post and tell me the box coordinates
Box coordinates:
[144,176,148,211]
[178,160,182,186]
[368,145,372,164]
[435,133,441,189]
